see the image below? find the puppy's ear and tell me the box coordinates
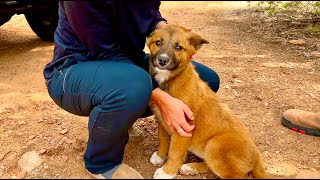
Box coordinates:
[189,33,209,50]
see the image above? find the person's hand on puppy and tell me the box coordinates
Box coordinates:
[151,88,195,137]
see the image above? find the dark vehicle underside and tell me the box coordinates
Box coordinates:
[0,0,59,41]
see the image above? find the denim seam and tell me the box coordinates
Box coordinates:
[62,66,73,93]
[85,105,101,163]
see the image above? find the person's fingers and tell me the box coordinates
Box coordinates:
[174,122,192,138]
[181,101,194,120]
[180,122,195,133]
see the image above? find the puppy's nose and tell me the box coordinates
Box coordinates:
[158,54,170,66]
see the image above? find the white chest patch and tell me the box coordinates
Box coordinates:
[154,67,171,85]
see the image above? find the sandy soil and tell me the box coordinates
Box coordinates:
[0,1,319,179]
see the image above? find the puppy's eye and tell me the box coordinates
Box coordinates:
[175,45,182,51]
[155,40,162,46]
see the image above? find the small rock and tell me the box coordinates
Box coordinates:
[256,55,266,58]
[310,168,317,172]
[37,119,43,123]
[52,127,62,131]
[72,140,83,151]
[18,121,26,125]
[59,138,66,145]
[232,89,239,97]
[275,151,280,154]
[309,93,317,99]
[264,102,269,107]
[232,74,238,78]
[308,152,318,156]
[66,138,75,144]
[18,151,42,172]
[310,51,320,57]
[254,96,263,101]
[232,79,243,84]
[47,119,57,124]
[28,135,36,140]
[17,132,23,136]
[76,155,83,161]
[16,171,26,179]
[60,129,68,135]
[38,149,47,155]
[289,39,306,45]
[61,155,69,162]
[61,136,68,141]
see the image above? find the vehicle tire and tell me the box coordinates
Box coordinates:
[24,3,58,42]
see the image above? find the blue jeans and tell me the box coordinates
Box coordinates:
[47,55,220,174]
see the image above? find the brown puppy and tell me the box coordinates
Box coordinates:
[147,24,294,179]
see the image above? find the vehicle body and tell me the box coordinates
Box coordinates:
[0,0,59,41]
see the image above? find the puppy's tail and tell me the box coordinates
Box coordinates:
[253,156,297,179]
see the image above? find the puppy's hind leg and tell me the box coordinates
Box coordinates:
[180,162,210,175]
[204,138,251,179]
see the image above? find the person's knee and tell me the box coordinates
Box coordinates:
[208,70,220,92]
[125,69,153,112]
[192,61,220,92]
[100,68,152,120]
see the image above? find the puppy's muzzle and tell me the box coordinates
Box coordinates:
[156,54,171,69]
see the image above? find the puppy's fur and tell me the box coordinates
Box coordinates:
[147,24,294,179]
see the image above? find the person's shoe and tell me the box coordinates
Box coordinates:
[281,109,320,137]
[128,125,144,142]
[87,163,144,179]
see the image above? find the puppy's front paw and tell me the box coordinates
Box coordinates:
[180,164,198,175]
[153,167,175,179]
[149,151,166,165]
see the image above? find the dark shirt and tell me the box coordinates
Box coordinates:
[43,0,166,86]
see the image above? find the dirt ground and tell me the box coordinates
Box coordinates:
[0,1,319,179]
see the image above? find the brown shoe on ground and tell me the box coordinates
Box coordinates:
[87,163,144,179]
[128,124,144,142]
[281,109,320,137]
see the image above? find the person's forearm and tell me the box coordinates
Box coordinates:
[151,87,169,106]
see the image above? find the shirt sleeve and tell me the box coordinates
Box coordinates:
[149,1,167,34]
